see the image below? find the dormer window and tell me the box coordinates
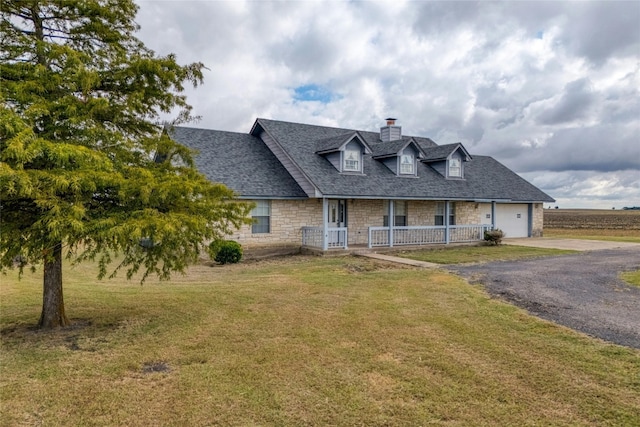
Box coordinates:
[421,143,471,179]
[316,133,370,174]
[372,140,423,177]
[343,148,361,172]
[448,158,461,177]
[400,154,414,174]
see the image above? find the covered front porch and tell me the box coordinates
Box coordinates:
[301,198,494,251]
[302,224,493,250]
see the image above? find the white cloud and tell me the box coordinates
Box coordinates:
[134,0,640,208]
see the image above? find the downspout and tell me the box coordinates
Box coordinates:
[528,203,533,237]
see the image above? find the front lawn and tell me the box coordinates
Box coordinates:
[1,256,638,426]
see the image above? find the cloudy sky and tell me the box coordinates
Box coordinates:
[135,0,639,209]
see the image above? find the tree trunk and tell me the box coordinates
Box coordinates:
[39,242,70,328]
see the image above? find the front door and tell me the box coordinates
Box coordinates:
[328,199,347,246]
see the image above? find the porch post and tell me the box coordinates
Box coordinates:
[445,200,450,244]
[528,203,533,237]
[491,201,496,229]
[342,199,348,250]
[389,199,395,247]
[322,197,328,251]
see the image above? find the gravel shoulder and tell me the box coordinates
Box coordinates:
[448,248,640,349]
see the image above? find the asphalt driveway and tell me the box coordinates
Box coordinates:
[449,246,640,349]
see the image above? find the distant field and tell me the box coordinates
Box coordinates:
[544,209,640,230]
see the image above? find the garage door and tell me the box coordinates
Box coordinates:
[495,204,529,238]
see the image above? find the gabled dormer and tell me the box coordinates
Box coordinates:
[315,132,372,174]
[421,143,472,179]
[372,138,425,177]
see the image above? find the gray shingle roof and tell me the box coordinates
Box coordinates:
[370,138,422,158]
[170,126,306,198]
[170,119,554,203]
[254,119,554,202]
[421,143,469,162]
[315,132,360,154]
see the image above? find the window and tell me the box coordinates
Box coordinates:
[343,149,361,172]
[400,154,414,175]
[435,202,455,225]
[383,201,407,227]
[251,200,270,233]
[448,158,461,177]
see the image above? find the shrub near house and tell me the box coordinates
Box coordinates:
[209,240,243,264]
[484,229,505,245]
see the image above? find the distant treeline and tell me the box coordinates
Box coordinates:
[623,207,640,210]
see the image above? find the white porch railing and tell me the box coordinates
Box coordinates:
[327,227,348,249]
[301,226,348,249]
[394,226,447,245]
[368,227,390,247]
[369,226,446,247]
[450,224,493,242]
[301,226,323,248]
[368,224,493,248]
[304,224,492,250]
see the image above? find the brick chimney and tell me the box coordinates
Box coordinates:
[380,117,401,142]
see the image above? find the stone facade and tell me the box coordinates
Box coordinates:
[532,203,544,237]
[407,201,436,226]
[230,199,322,248]
[347,199,383,245]
[229,199,544,249]
[454,202,481,225]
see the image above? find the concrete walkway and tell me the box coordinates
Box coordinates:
[503,237,640,251]
[357,252,439,268]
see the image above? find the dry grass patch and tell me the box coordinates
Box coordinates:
[1,255,639,426]
[545,227,640,243]
[395,244,574,264]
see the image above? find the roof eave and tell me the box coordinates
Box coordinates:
[420,157,448,163]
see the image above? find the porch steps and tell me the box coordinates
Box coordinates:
[355,252,439,268]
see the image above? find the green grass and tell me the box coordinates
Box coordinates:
[395,244,575,264]
[621,270,640,288]
[1,256,639,426]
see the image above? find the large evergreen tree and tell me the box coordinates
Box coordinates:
[0,0,251,328]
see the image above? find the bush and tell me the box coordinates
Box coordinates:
[484,229,505,245]
[209,240,243,264]
[207,239,223,258]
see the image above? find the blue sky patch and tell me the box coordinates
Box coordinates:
[293,84,339,103]
[535,30,544,39]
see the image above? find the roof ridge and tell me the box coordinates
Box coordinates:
[257,117,356,134]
